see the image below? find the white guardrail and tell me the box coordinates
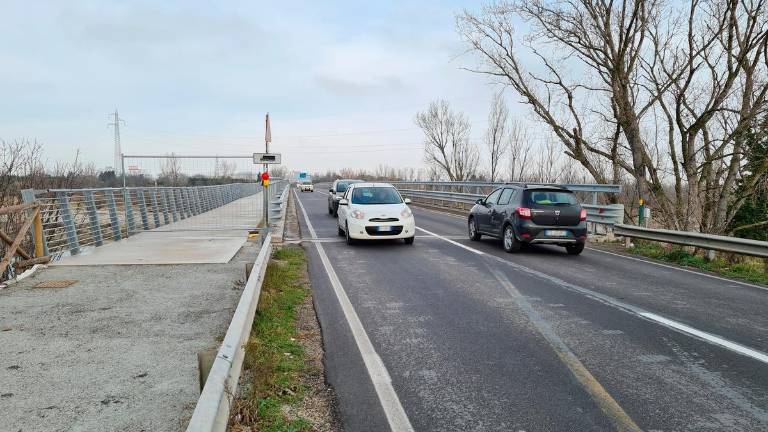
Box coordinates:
[186,235,272,432]
[614,224,768,258]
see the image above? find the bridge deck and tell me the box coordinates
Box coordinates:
[52,192,262,266]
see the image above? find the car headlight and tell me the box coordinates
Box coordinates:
[351,209,365,220]
[400,208,412,219]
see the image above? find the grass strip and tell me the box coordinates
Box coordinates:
[231,246,312,431]
[627,240,768,286]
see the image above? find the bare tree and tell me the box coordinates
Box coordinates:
[415,99,480,181]
[485,90,509,181]
[507,119,532,181]
[159,154,187,186]
[458,0,768,232]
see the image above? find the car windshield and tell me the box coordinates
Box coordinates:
[525,190,578,206]
[351,187,402,205]
[336,182,351,192]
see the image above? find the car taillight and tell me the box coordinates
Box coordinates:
[580,208,587,221]
[517,207,532,219]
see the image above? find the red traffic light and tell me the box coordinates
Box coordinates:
[261,172,270,181]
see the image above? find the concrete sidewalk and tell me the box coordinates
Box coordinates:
[0,242,260,432]
[54,192,262,266]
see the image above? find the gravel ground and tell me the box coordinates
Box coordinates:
[0,241,259,432]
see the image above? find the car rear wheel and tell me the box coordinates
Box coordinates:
[503,225,521,253]
[565,243,584,255]
[337,224,345,236]
[345,222,355,245]
[404,236,414,245]
[468,217,481,241]
[328,205,333,215]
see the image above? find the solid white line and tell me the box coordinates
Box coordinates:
[294,190,415,432]
[587,247,768,292]
[414,204,768,292]
[416,227,768,366]
[415,227,484,256]
[640,312,768,364]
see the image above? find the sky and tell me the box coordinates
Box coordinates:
[0,0,529,174]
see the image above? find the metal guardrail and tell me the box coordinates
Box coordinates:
[393,184,624,225]
[613,224,768,258]
[186,235,273,432]
[390,181,621,194]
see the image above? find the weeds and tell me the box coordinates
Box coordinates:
[231,246,312,431]
[628,240,768,286]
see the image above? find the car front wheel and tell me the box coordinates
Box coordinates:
[404,236,414,245]
[468,217,481,241]
[503,225,521,253]
[345,222,355,245]
[565,243,584,255]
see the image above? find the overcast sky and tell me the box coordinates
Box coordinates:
[1,0,530,173]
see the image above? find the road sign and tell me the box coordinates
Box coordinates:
[261,172,270,181]
[299,172,307,179]
[253,152,281,164]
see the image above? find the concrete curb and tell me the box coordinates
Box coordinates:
[185,235,272,432]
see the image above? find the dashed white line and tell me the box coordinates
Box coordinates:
[416,227,768,365]
[294,190,415,432]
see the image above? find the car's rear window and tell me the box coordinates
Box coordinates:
[351,187,402,205]
[525,190,577,206]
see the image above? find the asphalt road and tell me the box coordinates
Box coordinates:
[294,188,768,432]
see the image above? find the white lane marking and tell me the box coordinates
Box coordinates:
[294,190,415,432]
[417,228,768,366]
[415,227,484,256]
[640,312,768,364]
[413,204,768,292]
[588,247,768,292]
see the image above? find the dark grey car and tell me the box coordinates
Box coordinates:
[468,185,588,255]
[327,179,363,216]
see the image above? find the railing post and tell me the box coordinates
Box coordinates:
[193,188,203,214]
[84,191,103,247]
[21,189,48,257]
[167,189,179,222]
[137,189,150,230]
[123,189,136,235]
[150,188,161,227]
[106,190,122,241]
[57,192,80,255]
[177,188,188,219]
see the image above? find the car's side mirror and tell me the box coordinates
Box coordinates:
[404,198,411,204]
[475,198,485,205]
[329,188,334,193]
[339,199,349,206]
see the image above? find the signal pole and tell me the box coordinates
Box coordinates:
[263,113,272,230]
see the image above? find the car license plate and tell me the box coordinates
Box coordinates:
[378,226,393,232]
[545,230,568,237]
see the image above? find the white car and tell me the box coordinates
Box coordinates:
[336,182,415,244]
[298,182,314,192]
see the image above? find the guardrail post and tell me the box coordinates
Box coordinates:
[137,189,150,230]
[181,188,192,216]
[106,190,122,241]
[150,188,161,227]
[191,188,201,215]
[57,192,80,255]
[123,189,136,234]
[83,191,103,247]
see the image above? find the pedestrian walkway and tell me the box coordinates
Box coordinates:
[53,192,262,266]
